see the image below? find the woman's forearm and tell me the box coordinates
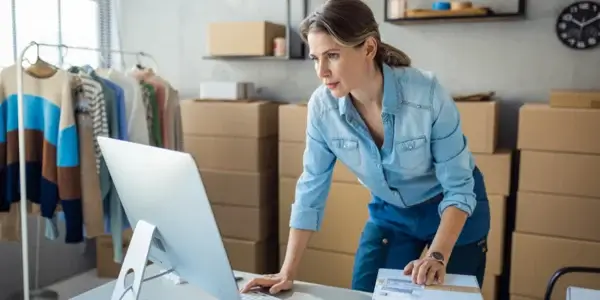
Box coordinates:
[280,228,313,278]
[428,206,468,260]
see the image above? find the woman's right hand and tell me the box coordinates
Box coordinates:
[239,272,294,295]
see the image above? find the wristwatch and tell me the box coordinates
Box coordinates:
[428,251,445,266]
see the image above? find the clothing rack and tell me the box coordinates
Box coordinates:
[15,41,159,300]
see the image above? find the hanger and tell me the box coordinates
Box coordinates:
[135,53,145,70]
[95,53,112,74]
[26,42,58,78]
[59,45,74,69]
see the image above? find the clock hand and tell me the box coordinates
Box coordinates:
[572,19,584,27]
[582,15,600,26]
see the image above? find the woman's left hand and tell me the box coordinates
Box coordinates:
[403,257,446,285]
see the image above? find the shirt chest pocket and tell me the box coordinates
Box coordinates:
[395,136,428,170]
[331,138,361,166]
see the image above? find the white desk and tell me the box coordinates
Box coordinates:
[72,264,373,299]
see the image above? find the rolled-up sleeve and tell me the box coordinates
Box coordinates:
[429,76,477,217]
[289,99,336,231]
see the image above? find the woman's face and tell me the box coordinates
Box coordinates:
[307,31,372,98]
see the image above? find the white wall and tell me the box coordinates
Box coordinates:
[116,0,600,148]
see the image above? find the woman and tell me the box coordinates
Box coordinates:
[241,0,490,295]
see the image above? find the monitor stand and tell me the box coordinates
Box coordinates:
[110,220,156,300]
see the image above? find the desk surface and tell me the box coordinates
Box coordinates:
[72,264,373,300]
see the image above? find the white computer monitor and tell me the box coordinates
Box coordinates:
[97,136,274,300]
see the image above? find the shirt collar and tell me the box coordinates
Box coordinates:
[338,63,402,116]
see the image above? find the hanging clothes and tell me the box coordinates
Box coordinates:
[96,69,149,145]
[0,64,84,244]
[0,59,183,264]
[130,68,183,151]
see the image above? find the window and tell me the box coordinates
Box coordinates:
[0,0,15,68]
[1,0,104,69]
[60,0,101,68]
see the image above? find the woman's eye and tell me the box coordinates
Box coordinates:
[327,53,339,60]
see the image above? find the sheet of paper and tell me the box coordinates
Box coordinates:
[373,274,424,299]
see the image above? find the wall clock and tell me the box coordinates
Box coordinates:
[556,1,600,50]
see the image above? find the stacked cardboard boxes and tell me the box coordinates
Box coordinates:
[510,97,600,300]
[277,100,510,295]
[278,103,369,288]
[181,99,280,274]
[455,100,512,300]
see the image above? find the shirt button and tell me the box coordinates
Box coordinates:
[417,105,422,108]
[382,238,388,245]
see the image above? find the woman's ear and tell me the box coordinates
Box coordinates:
[364,36,378,60]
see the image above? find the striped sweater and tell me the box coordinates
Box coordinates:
[0,65,83,243]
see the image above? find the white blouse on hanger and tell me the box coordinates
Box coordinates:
[97,68,149,146]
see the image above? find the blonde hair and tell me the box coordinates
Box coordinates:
[299,0,411,67]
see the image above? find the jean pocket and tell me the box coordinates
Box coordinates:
[332,138,361,166]
[395,136,428,170]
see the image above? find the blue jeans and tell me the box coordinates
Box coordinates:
[351,167,490,293]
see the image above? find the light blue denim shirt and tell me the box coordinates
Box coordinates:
[290,64,477,231]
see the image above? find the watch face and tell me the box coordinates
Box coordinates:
[430,251,444,261]
[556,1,600,50]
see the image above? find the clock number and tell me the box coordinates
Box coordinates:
[559,22,567,29]
[562,13,573,21]
[579,2,589,10]
[589,38,597,45]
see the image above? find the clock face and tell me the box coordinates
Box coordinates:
[556,1,600,50]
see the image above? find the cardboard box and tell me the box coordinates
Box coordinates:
[279,178,370,254]
[550,89,600,109]
[207,21,286,57]
[510,295,539,300]
[212,204,275,241]
[519,150,600,198]
[474,150,512,196]
[181,99,279,138]
[95,230,134,278]
[279,245,355,289]
[279,103,307,142]
[487,195,506,276]
[456,101,499,154]
[518,103,600,154]
[510,233,600,299]
[201,169,276,208]
[224,238,277,274]
[482,273,498,300]
[185,136,277,172]
[516,191,600,243]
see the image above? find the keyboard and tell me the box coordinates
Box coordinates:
[241,291,280,299]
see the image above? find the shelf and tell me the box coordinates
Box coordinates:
[202,55,305,61]
[203,0,309,61]
[384,0,527,25]
[385,12,525,25]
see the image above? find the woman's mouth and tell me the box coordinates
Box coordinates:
[326,82,339,89]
